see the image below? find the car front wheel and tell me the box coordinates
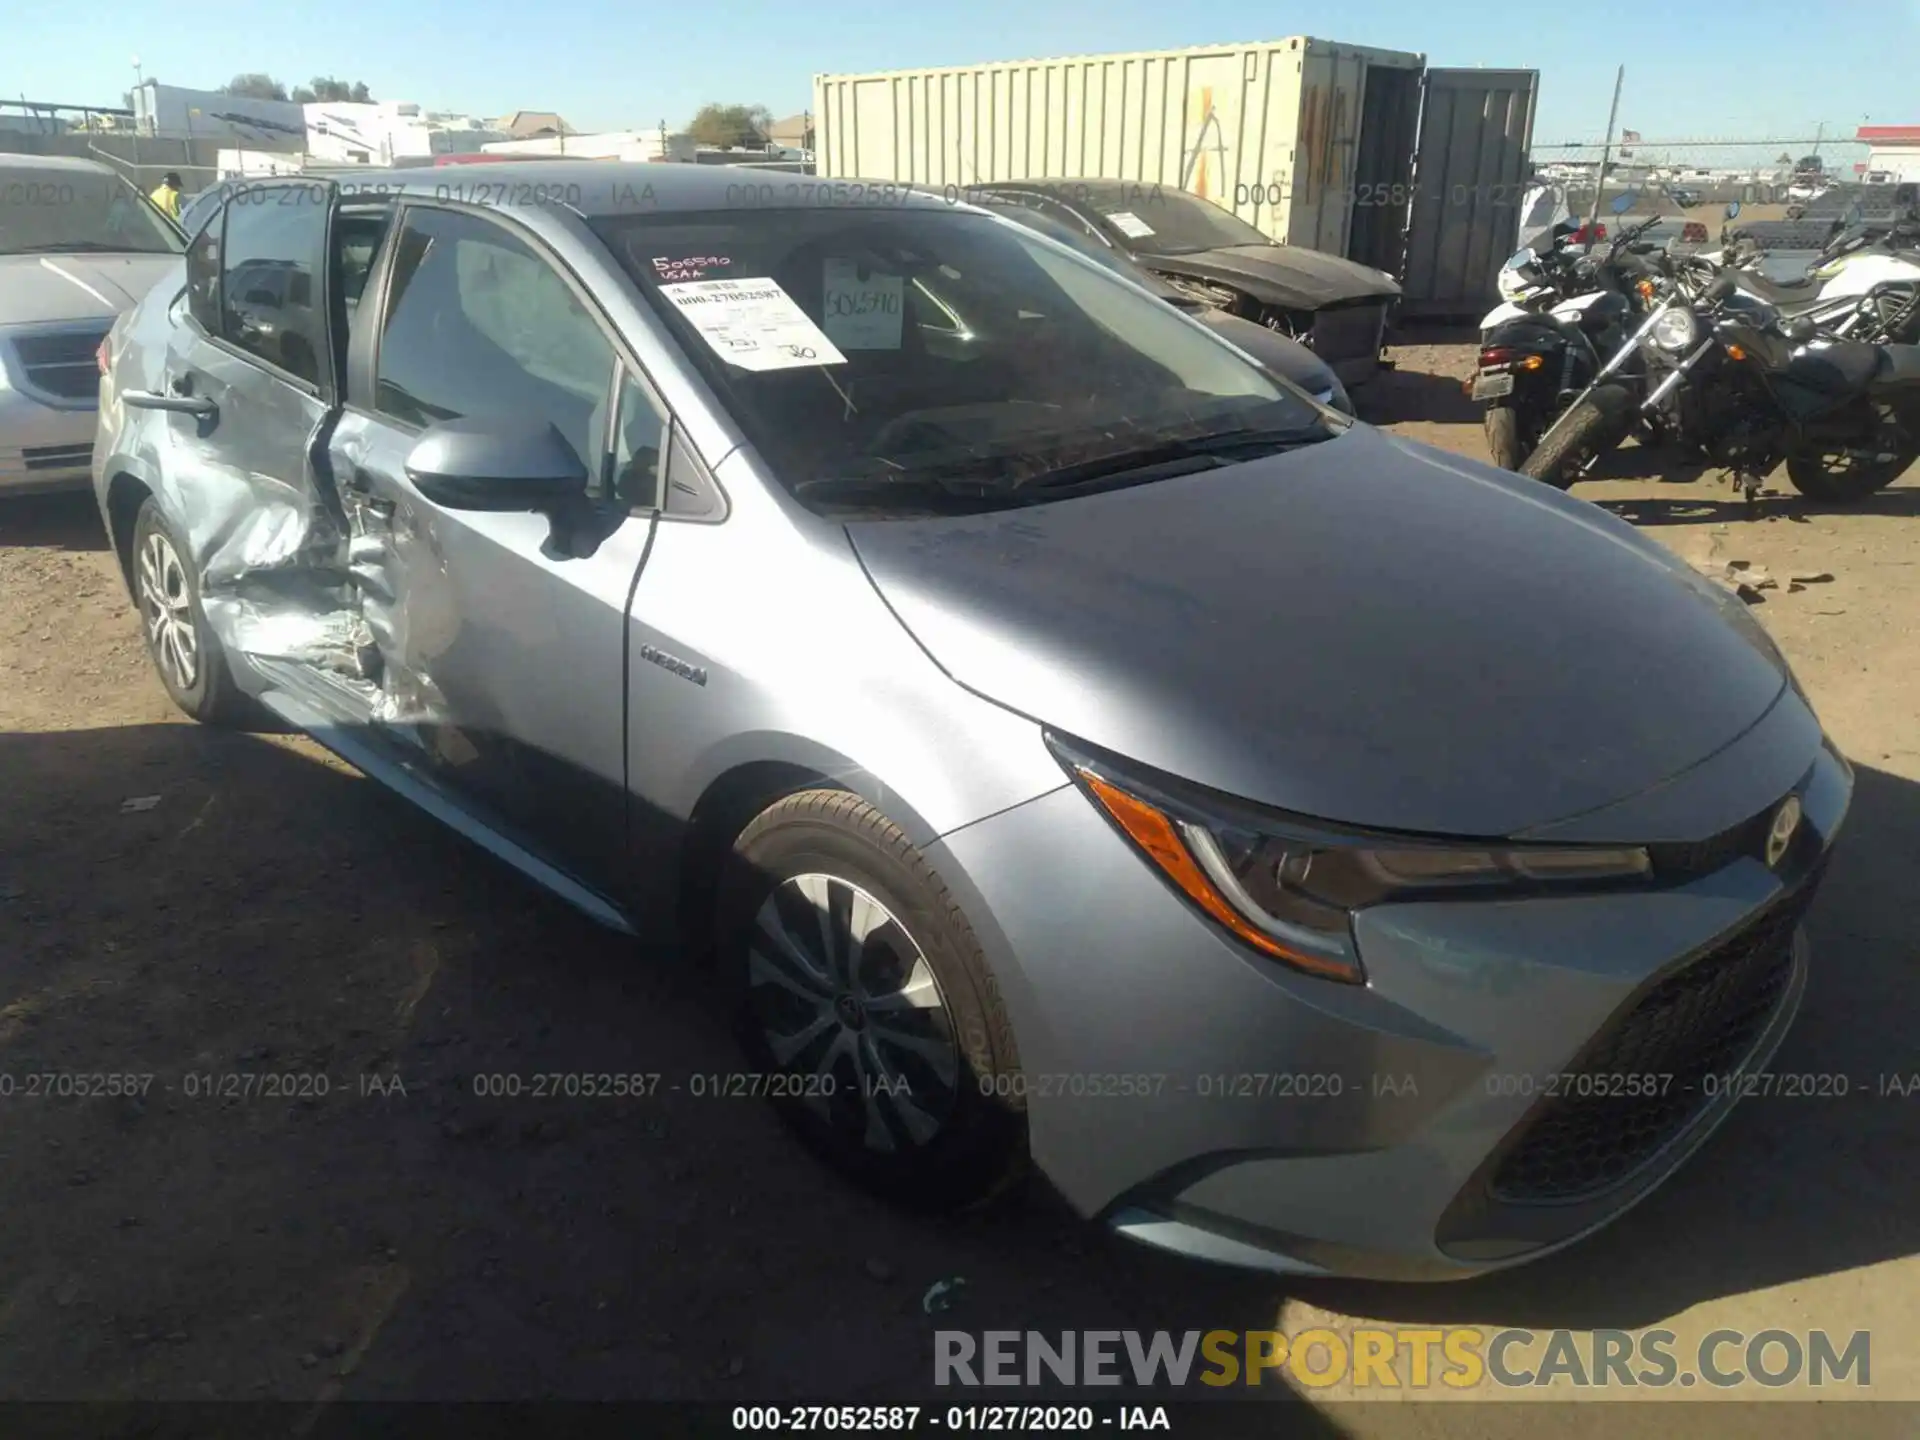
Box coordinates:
[130,496,249,725]
[717,789,1029,1209]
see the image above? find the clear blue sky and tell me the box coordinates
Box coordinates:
[8,0,1915,149]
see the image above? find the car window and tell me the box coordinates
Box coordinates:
[455,239,613,402]
[185,209,223,333]
[1080,188,1273,255]
[0,165,183,256]
[373,206,617,475]
[608,367,668,509]
[986,200,1185,301]
[591,206,1315,518]
[178,184,230,242]
[220,188,327,385]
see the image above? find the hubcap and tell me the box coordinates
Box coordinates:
[137,530,199,692]
[747,873,961,1154]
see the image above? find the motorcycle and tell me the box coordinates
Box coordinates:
[1718,201,1920,345]
[1518,266,1920,510]
[1472,194,1654,469]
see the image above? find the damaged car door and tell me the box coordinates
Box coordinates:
[325,202,667,907]
[129,178,344,640]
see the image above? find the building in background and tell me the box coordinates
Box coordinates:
[1857,125,1920,184]
[130,81,306,146]
[496,111,575,140]
[304,100,505,164]
[481,129,694,163]
[766,112,814,152]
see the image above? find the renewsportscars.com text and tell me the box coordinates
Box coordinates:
[934,1328,1871,1390]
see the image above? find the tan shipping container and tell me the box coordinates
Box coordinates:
[813,37,1426,258]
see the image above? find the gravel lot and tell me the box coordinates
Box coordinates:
[1,339,1915,1433]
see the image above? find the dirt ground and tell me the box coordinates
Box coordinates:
[2,340,1916,1434]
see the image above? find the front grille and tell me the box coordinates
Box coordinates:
[1489,877,1818,1204]
[8,325,110,402]
[23,443,92,471]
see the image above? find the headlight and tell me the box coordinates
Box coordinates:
[1055,738,1650,985]
[1650,307,1701,352]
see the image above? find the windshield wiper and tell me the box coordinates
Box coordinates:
[792,472,1025,511]
[1017,423,1337,493]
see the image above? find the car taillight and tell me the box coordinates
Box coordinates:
[96,337,111,376]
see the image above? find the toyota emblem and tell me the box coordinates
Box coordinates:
[1766,796,1803,868]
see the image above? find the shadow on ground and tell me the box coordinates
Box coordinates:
[1288,762,1920,1330]
[0,492,111,554]
[0,722,1347,1427]
[1351,367,1481,428]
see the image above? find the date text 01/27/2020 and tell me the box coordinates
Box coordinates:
[729,1405,1174,1432]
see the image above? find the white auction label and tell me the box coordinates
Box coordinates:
[658,277,847,371]
[822,258,905,350]
[1106,211,1156,239]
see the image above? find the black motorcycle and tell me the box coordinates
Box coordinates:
[1520,269,1920,508]
[1473,203,1664,470]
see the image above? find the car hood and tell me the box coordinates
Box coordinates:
[1145,244,1402,309]
[846,425,1790,838]
[0,253,180,326]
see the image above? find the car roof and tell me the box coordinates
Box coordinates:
[278,161,969,219]
[0,152,123,178]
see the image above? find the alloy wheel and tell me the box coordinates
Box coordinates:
[747,873,961,1154]
[137,529,199,693]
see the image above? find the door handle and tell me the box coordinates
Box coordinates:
[122,389,216,417]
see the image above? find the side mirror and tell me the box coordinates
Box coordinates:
[405,416,588,513]
[1724,201,1742,219]
[1609,192,1636,215]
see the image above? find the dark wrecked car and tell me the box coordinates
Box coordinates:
[975,194,1352,414]
[970,179,1401,386]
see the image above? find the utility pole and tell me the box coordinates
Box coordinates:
[1585,64,1625,241]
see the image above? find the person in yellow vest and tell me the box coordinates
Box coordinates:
[148,172,183,221]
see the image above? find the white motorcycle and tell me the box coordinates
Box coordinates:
[1717,201,1920,344]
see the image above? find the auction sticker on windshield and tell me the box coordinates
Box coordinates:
[1106,211,1156,239]
[822,258,904,350]
[657,277,848,371]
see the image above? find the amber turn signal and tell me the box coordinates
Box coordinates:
[1076,768,1357,980]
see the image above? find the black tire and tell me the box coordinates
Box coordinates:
[1483,405,1524,471]
[1785,445,1919,503]
[716,789,1028,1210]
[1519,386,1636,488]
[129,496,252,725]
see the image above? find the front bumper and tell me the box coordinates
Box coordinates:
[927,713,1850,1281]
[0,386,96,495]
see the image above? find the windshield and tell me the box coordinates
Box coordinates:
[0,166,183,256]
[1082,188,1274,255]
[592,206,1326,518]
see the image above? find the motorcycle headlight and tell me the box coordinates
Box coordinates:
[1053,737,1651,985]
[1651,307,1701,352]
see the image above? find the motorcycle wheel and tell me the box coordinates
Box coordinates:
[1484,406,1524,471]
[1519,387,1636,489]
[1786,445,1920,503]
